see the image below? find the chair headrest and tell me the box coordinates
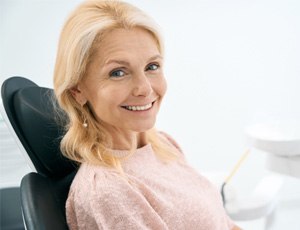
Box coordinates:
[13,86,76,178]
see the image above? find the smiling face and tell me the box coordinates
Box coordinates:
[71,27,167,146]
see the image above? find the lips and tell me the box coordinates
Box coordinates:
[121,101,155,111]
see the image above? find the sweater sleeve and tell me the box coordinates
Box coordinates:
[66,167,168,230]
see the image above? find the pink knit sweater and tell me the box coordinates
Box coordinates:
[66,135,234,230]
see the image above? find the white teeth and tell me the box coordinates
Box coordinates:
[124,103,152,111]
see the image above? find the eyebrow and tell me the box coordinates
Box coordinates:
[104,54,163,66]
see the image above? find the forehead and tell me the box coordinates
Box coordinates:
[93,27,160,62]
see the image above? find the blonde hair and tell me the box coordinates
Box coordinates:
[53,0,179,169]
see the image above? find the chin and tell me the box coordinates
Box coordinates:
[130,120,156,133]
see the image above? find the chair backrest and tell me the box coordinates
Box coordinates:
[1,76,77,230]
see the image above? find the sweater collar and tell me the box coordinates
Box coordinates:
[109,143,152,158]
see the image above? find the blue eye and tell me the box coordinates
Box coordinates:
[109,69,125,78]
[146,63,159,71]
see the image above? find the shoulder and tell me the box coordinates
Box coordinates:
[68,163,143,203]
[66,163,142,229]
[67,163,133,213]
[69,163,126,195]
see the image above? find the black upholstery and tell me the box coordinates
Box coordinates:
[21,171,76,230]
[0,187,24,230]
[1,76,78,230]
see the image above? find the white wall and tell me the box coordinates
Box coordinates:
[1,0,300,229]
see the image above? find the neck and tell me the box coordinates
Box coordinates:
[109,129,148,150]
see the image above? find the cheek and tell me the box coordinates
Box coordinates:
[156,77,167,98]
[90,87,124,113]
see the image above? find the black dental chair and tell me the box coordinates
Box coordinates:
[1,76,78,230]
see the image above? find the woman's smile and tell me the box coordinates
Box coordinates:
[121,100,156,111]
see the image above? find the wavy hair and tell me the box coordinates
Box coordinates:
[53,0,179,170]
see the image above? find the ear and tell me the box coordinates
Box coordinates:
[69,84,88,106]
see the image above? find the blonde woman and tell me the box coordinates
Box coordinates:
[53,1,241,229]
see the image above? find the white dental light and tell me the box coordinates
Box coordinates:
[245,121,300,178]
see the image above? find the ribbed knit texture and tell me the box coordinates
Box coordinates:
[66,134,234,230]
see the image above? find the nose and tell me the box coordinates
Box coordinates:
[132,73,153,97]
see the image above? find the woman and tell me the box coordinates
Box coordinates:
[53,0,241,229]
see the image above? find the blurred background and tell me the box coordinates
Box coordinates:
[1,0,300,229]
